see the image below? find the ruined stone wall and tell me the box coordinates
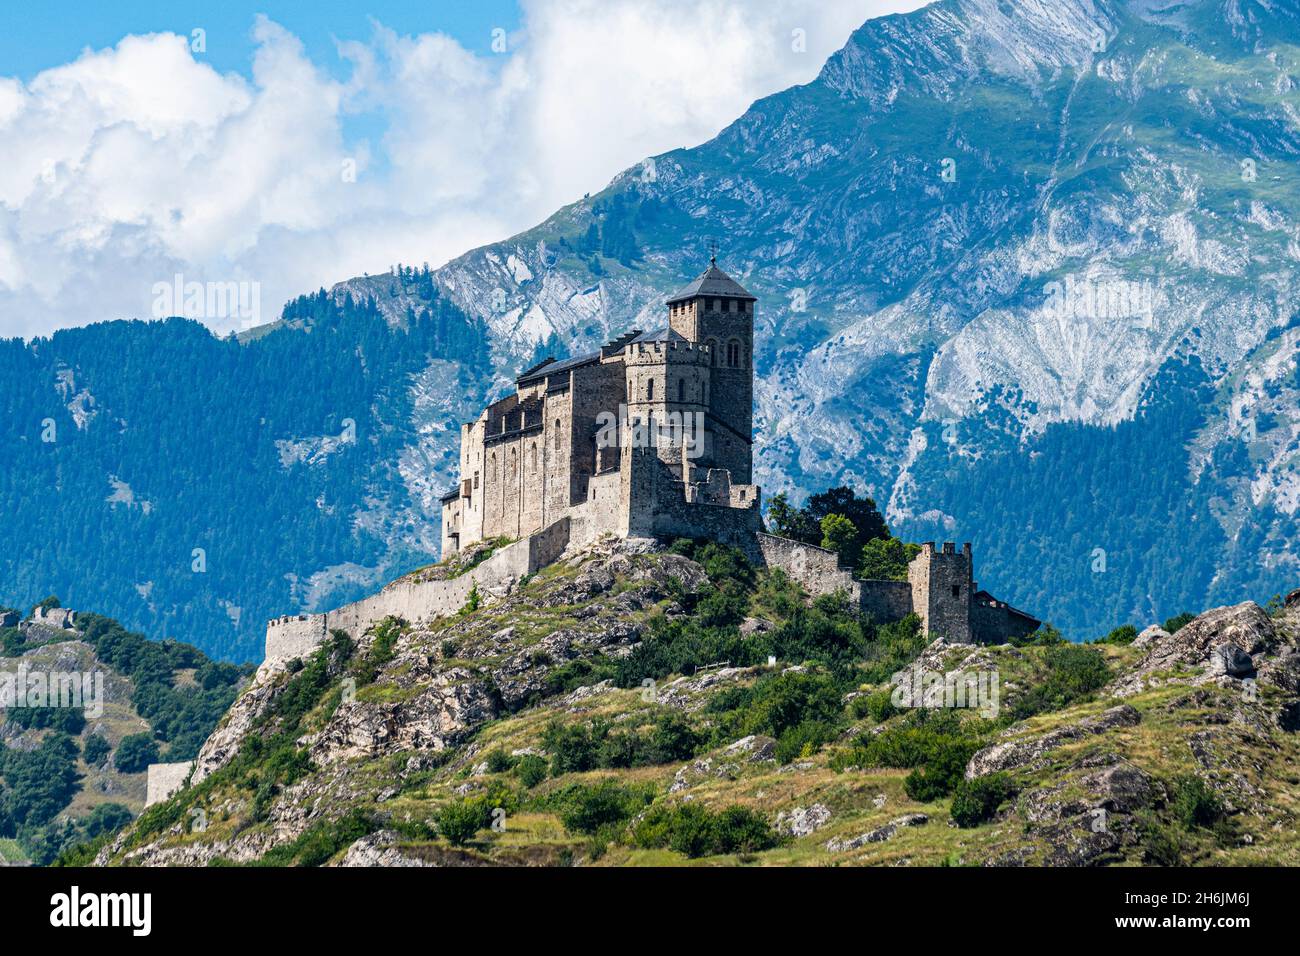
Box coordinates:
[264,518,572,666]
[858,580,916,624]
[756,533,856,596]
[145,761,194,806]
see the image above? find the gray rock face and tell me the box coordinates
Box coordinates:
[966,704,1141,779]
[825,814,928,852]
[1112,602,1281,697]
[339,831,433,868]
[1209,643,1255,678]
[776,804,832,838]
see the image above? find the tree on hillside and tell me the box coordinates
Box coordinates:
[820,514,860,569]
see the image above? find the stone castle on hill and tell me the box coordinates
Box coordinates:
[254,257,1037,712]
[439,258,763,556]
[433,258,1039,647]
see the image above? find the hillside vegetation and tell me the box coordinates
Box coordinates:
[93,539,1300,867]
[0,607,250,864]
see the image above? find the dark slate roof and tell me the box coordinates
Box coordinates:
[629,327,686,345]
[515,350,599,386]
[666,260,756,305]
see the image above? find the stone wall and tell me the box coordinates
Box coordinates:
[857,579,915,624]
[145,761,194,806]
[756,533,856,596]
[972,597,1040,644]
[264,517,573,667]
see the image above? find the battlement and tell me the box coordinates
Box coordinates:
[918,541,972,560]
[623,340,713,366]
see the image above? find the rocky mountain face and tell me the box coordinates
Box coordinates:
[335,0,1300,635]
[96,538,1300,867]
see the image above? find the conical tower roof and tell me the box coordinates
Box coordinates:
[666,259,756,305]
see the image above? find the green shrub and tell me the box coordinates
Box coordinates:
[1098,624,1138,645]
[774,720,834,764]
[850,689,897,723]
[483,749,515,774]
[949,774,1012,827]
[436,797,492,846]
[82,734,111,768]
[630,803,777,857]
[551,781,654,835]
[903,739,976,802]
[1171,775,1224,830]
[514,754,548,788]
[1140,814,1184,866]
[1163,612,1195,634]
[1012,643,1111,718]
[113,733,159,773]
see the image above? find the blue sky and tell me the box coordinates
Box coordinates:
[2,1,523,80]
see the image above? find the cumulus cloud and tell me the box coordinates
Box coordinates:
[0,0,923,338]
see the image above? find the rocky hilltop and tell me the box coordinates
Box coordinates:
[97,539,1300,867]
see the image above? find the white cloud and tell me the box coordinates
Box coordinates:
[0,0,925,338]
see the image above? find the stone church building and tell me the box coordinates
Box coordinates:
[439,259,1038,644]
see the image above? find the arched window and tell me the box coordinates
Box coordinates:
[706,338,718,366]
[727,339,741,367]
[677,378,686,402]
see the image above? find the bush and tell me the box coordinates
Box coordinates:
[483,749,515,774]
[82,734,111,768]
[514,754,548,788]
[5,706,86,735]
[949,774,1012,827]
[113,733,159,774]
[1171,775,1224,830]
[630,803,777,858]
[850,689,897,724]
[903,739,976,802]
[552,782,654,835]
[1012,643,1111,718]
[1098,624,1138,645]
[774,720,834,764]
[436,797,492,846]
[1163,612,1196,634]
[1140,814,1184,866]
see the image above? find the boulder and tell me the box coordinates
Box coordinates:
[966,704,1140,779]
[1132,625,1168,648]
[1208,643,1256,678]
[776,804,832,838]
[1112,602,1278,696]
[825,814,928,852]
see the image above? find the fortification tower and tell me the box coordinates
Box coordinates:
[908,542,974,644]
[666,257,756,483]
[622,336,712,480]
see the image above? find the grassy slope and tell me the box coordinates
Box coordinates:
[108,542,1300,868]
